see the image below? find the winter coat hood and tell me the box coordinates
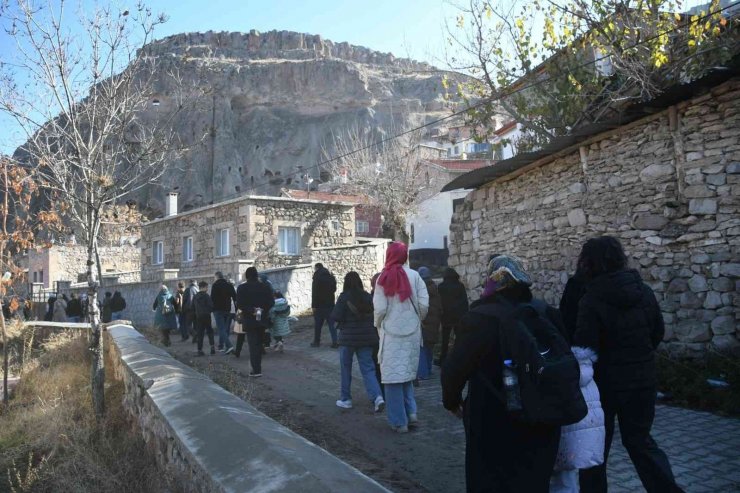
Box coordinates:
[586,269,645,308]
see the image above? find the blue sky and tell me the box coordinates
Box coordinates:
[0,0,457,154]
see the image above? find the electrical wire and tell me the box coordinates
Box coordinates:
[201,3,737,201]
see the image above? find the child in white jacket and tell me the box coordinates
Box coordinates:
[551,346,605,493]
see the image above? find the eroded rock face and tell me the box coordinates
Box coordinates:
[128,30,460,215]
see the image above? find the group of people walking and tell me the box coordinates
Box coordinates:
[440,236,682,493]
[45,291,126,323]
[152,269,292,377]
[148,235,680,493]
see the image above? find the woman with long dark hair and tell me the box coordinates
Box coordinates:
[331,271,384,412]
[574,236,683,493]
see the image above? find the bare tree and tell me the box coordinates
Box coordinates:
[323,123,433,241]
[0,0,188,418]
[446,0,738,149]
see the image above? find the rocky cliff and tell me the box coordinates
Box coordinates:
[124,30,461,215]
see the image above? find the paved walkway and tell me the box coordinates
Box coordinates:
[162,319,740,493]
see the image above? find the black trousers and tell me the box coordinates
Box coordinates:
[235,326,265,373]
[195,314,215,351]
[439,324,457,365]
[580,387,683,493]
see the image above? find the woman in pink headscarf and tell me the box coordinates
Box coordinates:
[373,242,429,433]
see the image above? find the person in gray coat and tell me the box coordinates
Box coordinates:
[332,271,384,413]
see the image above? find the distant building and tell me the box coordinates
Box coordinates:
[140,193,357,281]
[406,158,490,269]
[281,189,384,238]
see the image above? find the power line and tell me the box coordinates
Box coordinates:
[210,3,737,200]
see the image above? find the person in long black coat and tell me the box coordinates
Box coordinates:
[573,236,683,493]
[437,268,469,366]
[442,255,561,493]
[234,267,274,377]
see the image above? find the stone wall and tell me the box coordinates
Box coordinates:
[106,324,389,492]
[261,264,314,314]
[141,195,355,281]
[27,244,141,289]
[449,78,740,357]
[311,239,390,288]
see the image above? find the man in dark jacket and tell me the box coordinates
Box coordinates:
[66,293,83,323]
[442,255,561,493]
[573,236,682,493]
[437,267,469,366]
[110,291,126,321]
[193,281,215,356]
[101,292,113,323]
[181,280,198,342]
[417,266,441,381]
[311,263,337,348]
[235,267,274,377]
[211,271,236,353]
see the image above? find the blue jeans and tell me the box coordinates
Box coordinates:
[313,305,337,344]
[384,381,417,427]
[417,345,434,380]
[213,311,233,349]
[339,346,382,402]
[68,316,81,323]
[111,311,123,321]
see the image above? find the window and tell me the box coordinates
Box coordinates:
[33,272,37,283]
[152,241,164,265]
[453,198,465,213]
[278,227,300,255]
[356,220,370,234]
[183,236,194,262]
[453,145,459,155]
[331,220,340,232]
[39,269,43,283]
[410,224,415,243]
[215,229,230,257]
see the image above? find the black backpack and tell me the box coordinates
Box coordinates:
[472,299,587,427]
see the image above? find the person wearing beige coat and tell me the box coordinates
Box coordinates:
[373,242,429,433]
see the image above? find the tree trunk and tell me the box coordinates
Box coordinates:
[94,242,103,288]
[1,305,8,404]
[88,240,105,420]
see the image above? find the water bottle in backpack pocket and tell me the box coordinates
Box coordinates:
[473,300,587,426]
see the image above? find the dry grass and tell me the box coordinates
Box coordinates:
[0,331,172,493]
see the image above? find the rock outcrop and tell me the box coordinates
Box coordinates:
[122,30,460,215]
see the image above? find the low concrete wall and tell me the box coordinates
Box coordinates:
[107,324,389,493]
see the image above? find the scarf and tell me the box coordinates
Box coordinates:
[377,242,412,302]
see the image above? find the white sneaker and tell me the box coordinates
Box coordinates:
[374,396,385,413]
[335,399,353,409]
[277,341,284,353]
[408,413,418,427]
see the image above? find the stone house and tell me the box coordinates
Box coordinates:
[26,243,141,290]
[281,189,384,238]
[444,72,740,357]
[140,193,356,281]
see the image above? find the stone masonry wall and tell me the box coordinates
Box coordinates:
[311,239,390,288]
[27,244,140,288]
[449,78,740,358]
[141,195,354,281]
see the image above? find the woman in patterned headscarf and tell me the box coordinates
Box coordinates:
[373,242,429,433]
[441,255,564,493]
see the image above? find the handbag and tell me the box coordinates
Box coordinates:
[233,309,245,334]
[161,300,173,315]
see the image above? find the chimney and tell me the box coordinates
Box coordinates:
[165,192,178,217]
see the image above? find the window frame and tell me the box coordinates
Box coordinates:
[152,240,164,265]
[215,228,230,258]
[183,236,194,262]
[356,220,370,234]
[278,226,301,256]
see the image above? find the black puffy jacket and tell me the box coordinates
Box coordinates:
[236,279,274,330]
[332,290,378,347]
[312,268,336,308]
[573,269,664,391]
[438,279,469,326]
[211,278,236,312]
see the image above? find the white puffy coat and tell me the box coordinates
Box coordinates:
[373,267,429,384]
[554,346,605,471]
